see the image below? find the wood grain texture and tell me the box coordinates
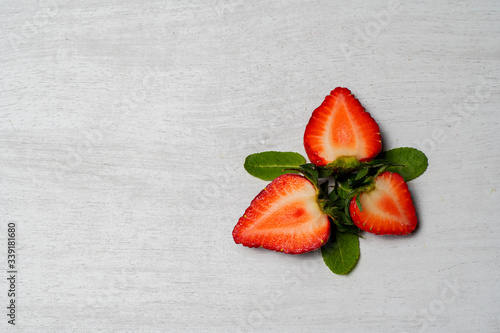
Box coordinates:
[1,0,499,332]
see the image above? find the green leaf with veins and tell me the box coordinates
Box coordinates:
[322,228,360,275]
[378,147,428,181]
[355,168,368,180]
[244,151,306,181]
[298,163,319,184]
[318,167,334,178]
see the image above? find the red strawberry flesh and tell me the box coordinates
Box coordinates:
[233,174,330,254]
[304,87,382,166]
[349,171,417,235]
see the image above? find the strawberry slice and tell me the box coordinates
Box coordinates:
[349,172,417,235]
[304,87,382,167]
[233,174,330,254]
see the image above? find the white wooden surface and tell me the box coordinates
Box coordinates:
[1,0,499,332]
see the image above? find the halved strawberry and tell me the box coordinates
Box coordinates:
[233,174,330,254]
[304,87,382,167]
[349,171,417,235]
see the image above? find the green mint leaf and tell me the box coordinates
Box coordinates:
[322,228,360,275]
[299,163,319,183]
[318,167,334,178]
[355,168,368,180]
[335,222,358,233]
[244,151,306,181]
[378,147,428,181]
[338,211,354,226]
[328,183,339,202]
[337,178,350,200]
